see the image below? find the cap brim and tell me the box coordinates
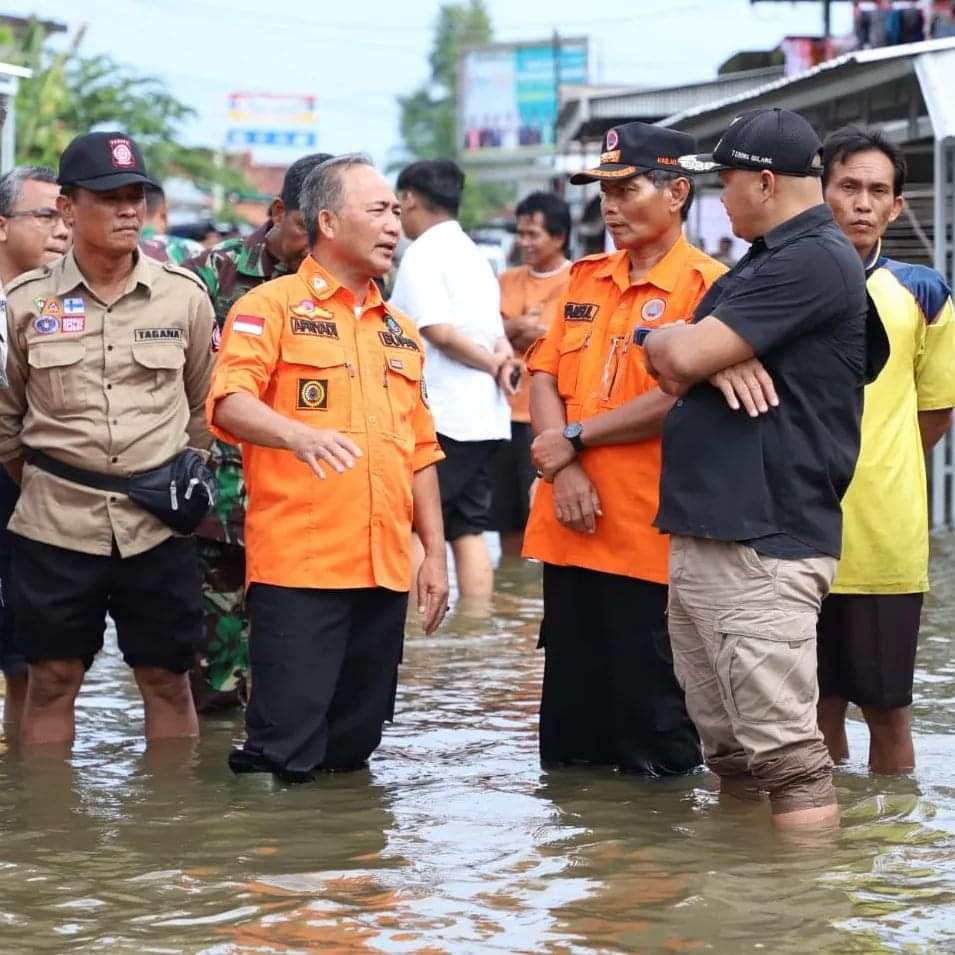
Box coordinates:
[569,163,644,185]
[675,153,730,175]
[60,171,159,192]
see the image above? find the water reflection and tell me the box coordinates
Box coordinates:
[0,547,952,952]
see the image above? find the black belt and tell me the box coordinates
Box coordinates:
[25,448,137,494]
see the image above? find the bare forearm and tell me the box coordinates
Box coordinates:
[580,388,675,447]
[645,318,754,386]
[529,372,566,436]
[919,409,953,453]
[412,465,444,554]
[212,392,302,450]
[422,324,497,374]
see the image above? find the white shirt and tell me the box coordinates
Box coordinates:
[390,220,510,442]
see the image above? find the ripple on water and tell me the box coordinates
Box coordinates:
[0,550,954,952]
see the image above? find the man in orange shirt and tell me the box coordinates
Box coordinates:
[492,192,572,557]
[525,122,725,774]
[208,154,449,781]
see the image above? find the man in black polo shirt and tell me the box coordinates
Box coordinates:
[640,108,887,829]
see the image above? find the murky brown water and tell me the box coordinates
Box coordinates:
[1,541,954,954]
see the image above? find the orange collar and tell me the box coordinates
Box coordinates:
[297,256,384,311]
[594,234,692,294]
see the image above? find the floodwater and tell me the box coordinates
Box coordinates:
[1,542,954,955]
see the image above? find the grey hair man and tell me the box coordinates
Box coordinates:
[0,164,71,737]
[209,153,449,781]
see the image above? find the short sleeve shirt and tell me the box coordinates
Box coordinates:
[522,238,726,583]
[832,256,955,593]
[389,220,510,442]
[656,204,887,560]
[207,256,444,593]
[499,263,572,423]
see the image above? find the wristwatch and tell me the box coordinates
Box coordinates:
[633,326,653,346]
[562,421,586,454]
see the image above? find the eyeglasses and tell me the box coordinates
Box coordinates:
[4,208,64,225]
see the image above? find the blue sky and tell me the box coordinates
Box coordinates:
[14,0,852,166]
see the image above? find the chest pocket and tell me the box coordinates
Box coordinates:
[131,342,186,414]
[27,339,87,414]
[280,338,352,430]
[556,325,591,401]
[383,353,423,437]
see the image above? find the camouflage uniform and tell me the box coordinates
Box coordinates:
[140,227,205,266]
[183,222,287,710]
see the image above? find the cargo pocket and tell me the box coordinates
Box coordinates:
[280,339,352,430]
[556,326,590,399]
[383,351,422,435]
[27,339,87,414]
[715,608,818,724]
[131,342,185,413]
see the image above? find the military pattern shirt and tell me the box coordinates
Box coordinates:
[0,250,216,557]
[140,231,205,266]
[184,221,285,546]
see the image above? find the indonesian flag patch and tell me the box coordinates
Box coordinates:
[233,314,265,336]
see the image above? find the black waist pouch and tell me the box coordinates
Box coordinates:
[25,448,217,535]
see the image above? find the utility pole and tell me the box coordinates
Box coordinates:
[552,28,562,147]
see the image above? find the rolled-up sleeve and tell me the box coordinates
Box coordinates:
[206,289,284,445]
[411,352,444,472]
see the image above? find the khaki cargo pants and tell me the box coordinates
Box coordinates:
[667,535,836,814]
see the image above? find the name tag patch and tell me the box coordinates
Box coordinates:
[135,327,184,343]
[564,302,598,321]
[290,317,339,339]
[297,378,328,411]
[378,330,420,351]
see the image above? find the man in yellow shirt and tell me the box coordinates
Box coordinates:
[819,124,955,772]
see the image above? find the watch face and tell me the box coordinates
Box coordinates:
[564,422,583,439]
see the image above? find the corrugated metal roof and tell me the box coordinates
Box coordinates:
[661,36,955,130]
[587,67,784,121]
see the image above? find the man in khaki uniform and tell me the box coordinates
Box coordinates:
[0,131,216,747]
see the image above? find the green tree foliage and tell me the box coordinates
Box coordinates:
[396,1,513,228]
[5,18,248,195]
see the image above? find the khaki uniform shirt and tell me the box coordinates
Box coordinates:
[0,250,216,557]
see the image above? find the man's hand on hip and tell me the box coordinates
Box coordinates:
[552,461,602,534]
[289,425,362,480]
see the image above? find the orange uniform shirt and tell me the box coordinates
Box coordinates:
[207,256,444,593]
[499,263,571,423]
[522,237,726,583]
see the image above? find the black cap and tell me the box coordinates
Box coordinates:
[57,131,158,192]
[570,122,696,185]
[677,108,823,177]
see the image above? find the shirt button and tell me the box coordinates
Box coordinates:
[107,345,113,352]
[676,399,684,407]
[111,456,118,463]
[106,383,112,390]
[112,419,118,425]
[368,415,376,424]
[109,496,117,503]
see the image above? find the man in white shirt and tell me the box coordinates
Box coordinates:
[391,159,516,599]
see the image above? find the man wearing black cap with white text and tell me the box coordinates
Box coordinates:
[0,131,216,748]
[523,122,726,775]
[641,108,888,827]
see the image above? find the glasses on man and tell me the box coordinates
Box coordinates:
[4,208,64,226]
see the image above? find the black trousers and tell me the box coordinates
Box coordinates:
[232,584,407,779]
[539,564,702,776]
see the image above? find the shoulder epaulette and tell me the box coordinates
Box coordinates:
[6,264,52,294]
[162,261,209,292]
